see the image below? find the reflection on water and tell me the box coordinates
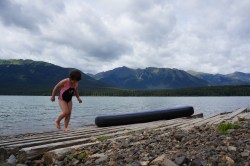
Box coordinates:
[0,96,250,136]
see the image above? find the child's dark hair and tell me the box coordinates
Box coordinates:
[70,69,81,81]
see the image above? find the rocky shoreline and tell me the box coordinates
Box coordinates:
[3,118,248,166]
[58,119,250,166]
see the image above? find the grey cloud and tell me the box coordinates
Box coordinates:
[89,0,177,44]
[40,2,132,60]
[86,40,131,61]
[1,0,250,74]
[0,0,36,30]
[125,1,177,44]
[0,0,64,31]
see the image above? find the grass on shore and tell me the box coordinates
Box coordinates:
[218,123,240,135]
[66,151,88,160]
[97,135,111,141]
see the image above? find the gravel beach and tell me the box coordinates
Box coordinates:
[56,119,249,166]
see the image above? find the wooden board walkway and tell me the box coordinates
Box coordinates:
[0,108,249,164]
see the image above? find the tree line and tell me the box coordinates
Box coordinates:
[1,85,250,96]
[79,85,250,96]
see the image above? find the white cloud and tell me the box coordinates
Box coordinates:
[0,0,250,74]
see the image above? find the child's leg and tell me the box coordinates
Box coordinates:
[55,100,70,129]
[64,101,72,130]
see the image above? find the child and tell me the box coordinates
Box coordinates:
[51,69,82,131]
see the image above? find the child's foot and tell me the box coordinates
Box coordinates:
[55,121,61,129]
[64,128,70,132]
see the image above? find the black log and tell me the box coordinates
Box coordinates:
[95,106,194,127]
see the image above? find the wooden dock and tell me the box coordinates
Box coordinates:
[0,108,249,164]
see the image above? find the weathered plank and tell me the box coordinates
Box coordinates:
[213,108,246,124]
[17,124,166,161]
[6,128,125,150]
[43,142,99,164]
[0,125,124,144]
[18,137,90,162]
[121,113,203,130]
[178,117,207,129]
[153,119,195,131]
[179,114,222,130]
[231,112,250,123]
[205,114,226,125]
[130,118,193,131]
[0,126,126,147]
[43,135,130,165]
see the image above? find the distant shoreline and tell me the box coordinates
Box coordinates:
[1,85,250,96]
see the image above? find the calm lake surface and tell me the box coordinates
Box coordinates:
[0,96,250,136]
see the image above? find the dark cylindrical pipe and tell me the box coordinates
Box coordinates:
[95,106,194,127]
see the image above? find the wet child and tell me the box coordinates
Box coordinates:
[51,69,82,131]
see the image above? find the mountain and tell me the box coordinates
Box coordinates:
[188,70,249,86]
[93,67,209,89]
[0,59,110,95]
[226,72,250,84]
[2,59,250,95]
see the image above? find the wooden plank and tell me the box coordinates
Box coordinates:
[225,108,247,119]
[18,137,89,162]
[231,112,250,123]
[1,117,201,148]
[125,114,203,129]
[153,119,195,131]
[1,116,193,145]
[196,113,223,124]
[179,114,222,130]
[0,126,127,147]
[181,112,245,130]
[213,108,246,125]
[3,119,183,151]
[245,112,250,119]
[0,125,125,144]
[43,142,99,164]
[1,126,138,162]
[0,127,94,142]
[43,135,130,165]
[2,115,200,144]
[125,117,194,130]
[1,127,133,160]
[5,128,123,149]
[159,118,194,127]
[178,118,207,128]
[126,118,191,130]
[203,114,226,125]
[17,123,151,162]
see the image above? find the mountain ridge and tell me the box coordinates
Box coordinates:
[187,70,250,86]
[93,66,209,89]
[93,67,250,89]
[1,59,250,95]
[0,59,111,95]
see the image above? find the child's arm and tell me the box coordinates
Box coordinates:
[75,87,82,103]
[51,79,67,102]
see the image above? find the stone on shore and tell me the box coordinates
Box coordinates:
[150,154,177,166]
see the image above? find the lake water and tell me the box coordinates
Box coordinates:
[0,96,250,136]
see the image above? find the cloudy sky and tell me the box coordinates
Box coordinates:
[0,0,250,74]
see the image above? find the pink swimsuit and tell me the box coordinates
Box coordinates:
[59,78,78,102]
